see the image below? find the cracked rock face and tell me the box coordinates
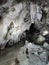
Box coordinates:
[0,0,43,48]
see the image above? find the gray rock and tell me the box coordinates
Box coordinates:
[16,41,48,65]
[43,42,49,50]
[36,35,45,44]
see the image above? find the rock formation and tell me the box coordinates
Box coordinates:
[0,0,49,65]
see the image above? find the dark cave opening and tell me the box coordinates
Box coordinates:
[29,23,40,34]
[25,23,40,42]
